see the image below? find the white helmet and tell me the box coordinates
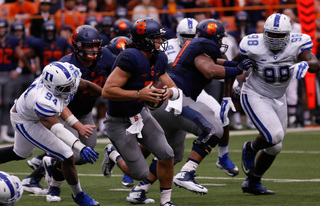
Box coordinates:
[263,13,292,51]
[176,18,198,47]
[0,171,23,205]
[42,62,81,102]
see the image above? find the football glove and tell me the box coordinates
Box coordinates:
[81,147,99,164]
[237,59,257,71]
[220,97,236,127]
[290,61,309,79]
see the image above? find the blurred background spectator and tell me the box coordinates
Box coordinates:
[54,0,84,31]
[244,0,267,31]
[30,0,53,38]
[131,0,160,22]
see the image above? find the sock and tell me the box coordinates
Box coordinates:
[51,179,64,188]
[218,145,228,158]
[134,179,152,191]
[69,180,82,197]
[160,188,172,205]
[181,159,199,172]
[109,150,121,163]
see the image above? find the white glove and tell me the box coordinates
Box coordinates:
[290,61,309,79]
[220,97,236,127]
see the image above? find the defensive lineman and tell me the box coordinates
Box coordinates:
[236,13,320,194]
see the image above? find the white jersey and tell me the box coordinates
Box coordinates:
[240,33,312,98]
[165,38,181,65]
[15,75,81,122]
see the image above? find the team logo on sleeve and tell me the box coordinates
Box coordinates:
[136,22,146,34]
[206,23,217,35]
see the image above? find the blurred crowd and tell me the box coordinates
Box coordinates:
[0,0,320,143]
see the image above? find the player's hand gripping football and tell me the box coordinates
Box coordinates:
[290,61,309,79]
[220,97,236,127]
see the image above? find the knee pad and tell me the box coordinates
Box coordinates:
[264,142,282,156]
[193,134,220,158]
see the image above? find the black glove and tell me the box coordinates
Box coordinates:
[237,59,257,71]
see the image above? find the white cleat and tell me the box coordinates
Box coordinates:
[173,170,208,194]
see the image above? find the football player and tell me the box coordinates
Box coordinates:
[233,13,320,195]
[22,25,116,202]
[0,171,23,205]
[21,21,71,75]
[124,18,255,202]
[165,17,239,177]
[0,62,100,205]
[101,17,177,206]
[0,18,24,143]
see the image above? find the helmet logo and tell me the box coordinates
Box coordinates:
[136,22,146,34]
[206,23,217,34]
[116,39,127,50]
[72,29,79,41]
[118,21,128,31]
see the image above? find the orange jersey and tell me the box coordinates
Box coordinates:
[54,9,85,31]
[9,1,38,24]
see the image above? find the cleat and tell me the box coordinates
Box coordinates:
[216,153,239,177]
[122,174,135,188]
[27,155,43,170]
[160,201,175,206]
[173,170,208,194]
[241,141,257,177]
[241,178,275,195]
[126,188,155,204]
[73,191,100,206]
[22,177,47,195]
[47,186,61,202]
[101,144,116,178]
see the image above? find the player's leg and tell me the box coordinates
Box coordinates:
[138,112,174,206]
[196,91,238,176]
[241,92,286,195]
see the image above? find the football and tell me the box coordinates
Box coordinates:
[146,80,166,110]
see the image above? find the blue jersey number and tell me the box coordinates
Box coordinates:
[45,92,58,105]
[247,35,259,46]
[264,66,290,83]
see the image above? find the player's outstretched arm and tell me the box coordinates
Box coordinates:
[78,79,102,96]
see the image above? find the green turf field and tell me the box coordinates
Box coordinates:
[1,128,320,205]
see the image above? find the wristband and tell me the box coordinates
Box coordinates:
[224,66,242,78]
[72,139,86,151]
[65,114,79,127]
[169,87,179,100]
[137,90,140,99]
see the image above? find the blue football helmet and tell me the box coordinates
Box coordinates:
[131,17,168,54]
[107,36,132,55]
[196,19,228,54]
[0,17,8,37]
[112,18,132,37]
[42,21,57,42]
[99,16,113,37]
[85,16,99,29]
[11,21,25,39]
[72,25,103,61]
